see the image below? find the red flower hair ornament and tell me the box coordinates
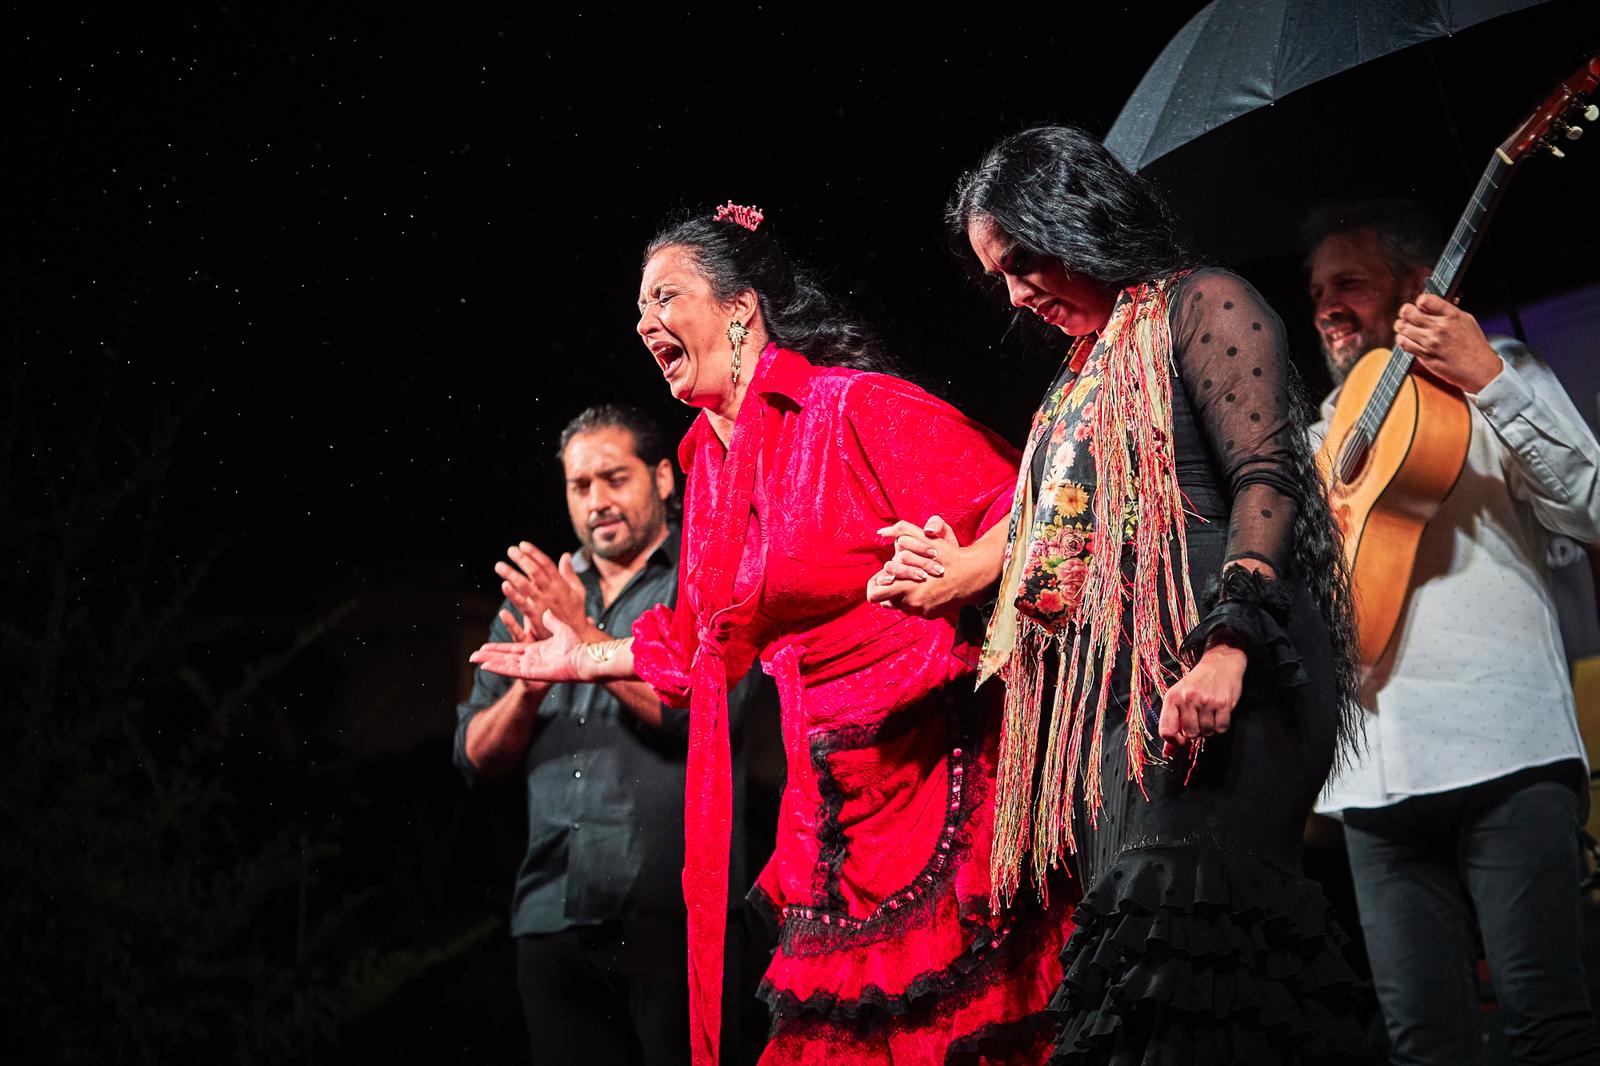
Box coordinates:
[713,201,764,232]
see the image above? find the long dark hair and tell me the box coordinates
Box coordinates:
[947,125,1186,288]
[951,126,1363,759]
[1276,363,1365,762]
[644,208,896,373]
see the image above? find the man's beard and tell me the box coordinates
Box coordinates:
[1321,297,1404,384]
[582,499,666,563]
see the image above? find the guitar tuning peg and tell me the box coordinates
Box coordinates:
[1586,104,1600,122]
[1558,119,1585,141]
[1545,142,1568,159]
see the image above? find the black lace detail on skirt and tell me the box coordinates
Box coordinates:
[761,889,1069,1032]
[747,881,782,942]
[774,694,988,957]
[945,1010,1059,1064]
[809,744,851,913]
[759,910,1010,1028]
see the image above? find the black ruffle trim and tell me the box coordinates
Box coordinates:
[1050,844,1375,1065]
[757,906,1008,1029]
[946,1010,1059,1064]
[1180,565,1308,688]
[760,887,1071,1036]
[809,743,851,914]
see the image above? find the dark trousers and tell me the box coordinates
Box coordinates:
[516,914,754,1066]
[1343,763,1600,1066]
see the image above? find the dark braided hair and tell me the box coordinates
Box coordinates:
[644,207,896,373]
[951,126,1363,760]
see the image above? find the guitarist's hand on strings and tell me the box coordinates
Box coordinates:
[1395,293,1503,394]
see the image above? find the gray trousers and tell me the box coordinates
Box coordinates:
[1343,762,1600,1065]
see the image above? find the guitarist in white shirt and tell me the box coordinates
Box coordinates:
[1305,197,1600,1066]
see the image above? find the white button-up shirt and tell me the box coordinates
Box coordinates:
[1316,339,1600,812]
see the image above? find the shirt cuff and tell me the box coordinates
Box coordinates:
[977,485,1017,538]
[1468,358,1531,430]
[1179,565,1309,688]
[630,604,694,709]
[452,704,486,786]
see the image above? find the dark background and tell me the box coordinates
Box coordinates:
[6,5,1599,1063]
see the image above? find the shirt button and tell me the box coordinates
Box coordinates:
[577,718,586,726]
[572,823,581,831]
[573,770,582,779]
[597,621,606,631]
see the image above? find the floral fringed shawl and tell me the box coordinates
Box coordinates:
[979,272,1199,909]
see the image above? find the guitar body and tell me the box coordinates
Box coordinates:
[1319,348,1472,664]
[1313,56,1600,665]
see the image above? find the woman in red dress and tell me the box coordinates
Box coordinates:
[472,203,1071,1065]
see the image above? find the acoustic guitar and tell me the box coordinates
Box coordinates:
[1319,55,1600,665]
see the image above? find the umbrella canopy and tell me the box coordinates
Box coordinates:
[1107,0,1551,172]
[1097,0,1599,270]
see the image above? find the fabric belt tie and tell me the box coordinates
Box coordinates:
[684,623,734,1066]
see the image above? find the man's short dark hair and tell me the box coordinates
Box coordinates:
[1301,197,1445,277]
[557,404,671,468]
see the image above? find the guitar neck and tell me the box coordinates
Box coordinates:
[1429,150,1517,301]
[1331,54,1599,492]
[1355,150,1518,435]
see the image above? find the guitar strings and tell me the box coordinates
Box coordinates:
[1347,155,1509,455]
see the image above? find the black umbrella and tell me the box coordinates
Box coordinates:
[1102,0,1600,267]
[1107,0,1551,172]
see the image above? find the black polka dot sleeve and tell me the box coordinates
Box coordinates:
[1171,269,1309,682]
[1171,269,1301,579]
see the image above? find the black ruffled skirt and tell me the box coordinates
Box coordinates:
[1051,844,1372,1064]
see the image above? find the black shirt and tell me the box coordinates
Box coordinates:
[453,527,757,935]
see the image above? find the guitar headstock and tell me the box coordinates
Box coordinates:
[1499,55,1600,164]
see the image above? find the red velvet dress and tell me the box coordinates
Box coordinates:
[632,345,1073,1065]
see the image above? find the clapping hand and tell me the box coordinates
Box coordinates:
[494,541,599,643]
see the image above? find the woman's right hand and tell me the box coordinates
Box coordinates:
[867,515,987,617]
[471,610,590,682]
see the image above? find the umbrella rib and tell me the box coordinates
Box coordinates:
[1117,2,1217,169]
[1151,6,1218,156]
[1269,0,1290,101]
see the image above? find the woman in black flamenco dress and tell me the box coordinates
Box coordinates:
[868,126,1374,1064]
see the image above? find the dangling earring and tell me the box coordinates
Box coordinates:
[726,320,749,387]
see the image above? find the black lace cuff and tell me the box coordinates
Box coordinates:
[1179,565,1308,687]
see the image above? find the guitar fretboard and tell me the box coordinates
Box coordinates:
[1336,152,1515,483]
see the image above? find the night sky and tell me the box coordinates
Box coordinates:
[7,5,1600,1061]
[13,8,1202,612]
[15,6,1600,608]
